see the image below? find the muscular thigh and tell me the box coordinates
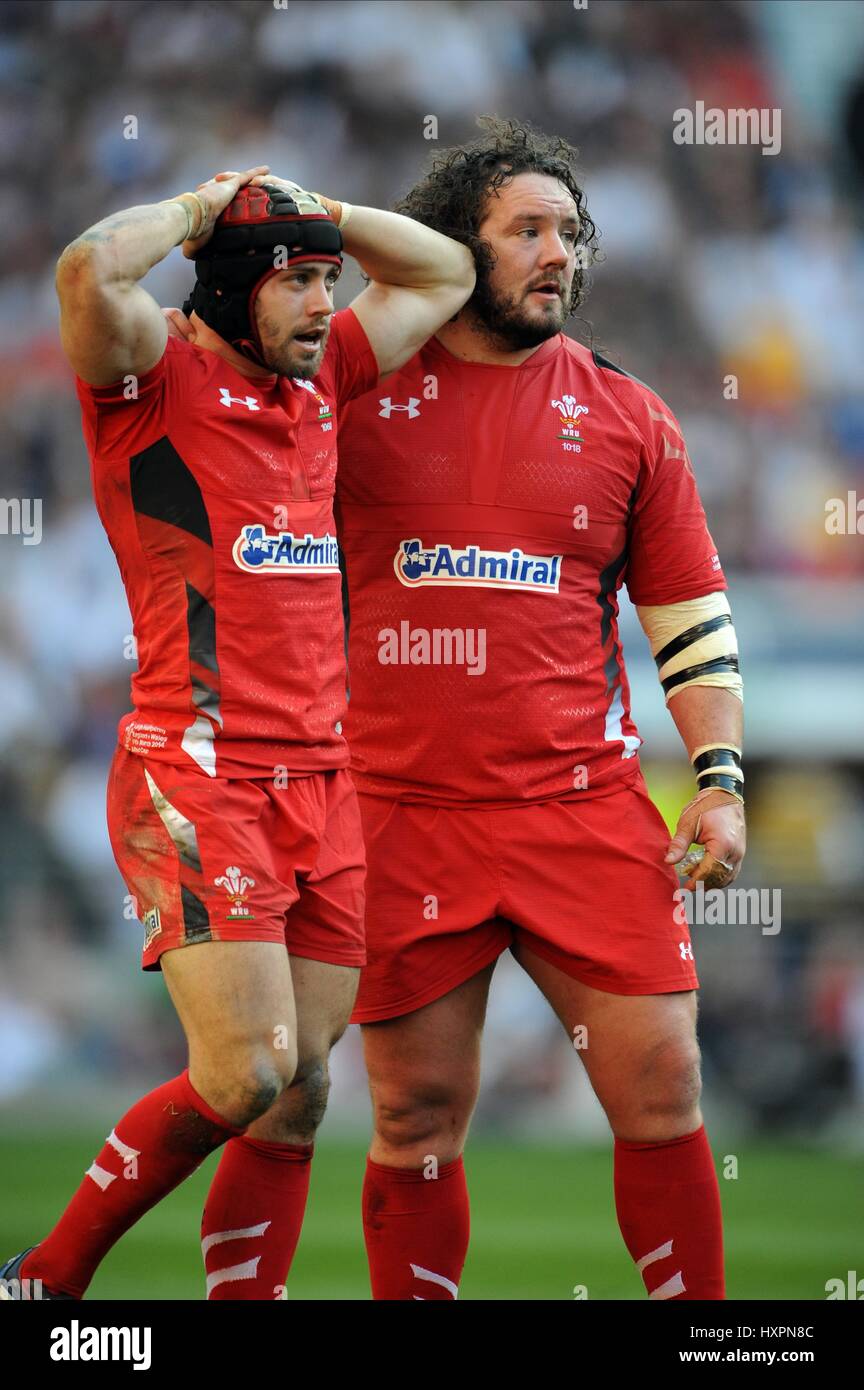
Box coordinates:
[162,939,296,1061]
[363,961,496,1105]
[161,939,299,1123]
[290,954,360,1070]
[512,942,701,1136]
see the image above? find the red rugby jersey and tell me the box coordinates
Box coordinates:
[336,332,726,806]
[77,308,378,777]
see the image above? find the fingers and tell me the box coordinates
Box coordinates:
[162,307,194,341]
[200,165,270,189]
[667,806,743,890]
[666,789,745,890]
[196,174,234,193]
[181,165,271,259]
[675,837,742,891]
[680,848,740,893]
[237,164,271,187]
[664,812,700,865]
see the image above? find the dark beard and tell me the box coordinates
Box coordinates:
[258,323,329,379]
[469,270,567,351]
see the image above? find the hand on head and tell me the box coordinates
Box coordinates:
[180,165,271,258]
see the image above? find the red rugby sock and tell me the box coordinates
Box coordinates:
[363,1155,470,1300]
[614,1123,725,1299]
[200,1135,313,1300]
[21,1069,242,1298]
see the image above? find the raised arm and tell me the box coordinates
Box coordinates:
[336,205,476,377]
[56,165,269,386]
[252,177,476,378]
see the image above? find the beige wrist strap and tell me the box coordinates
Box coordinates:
[313,194,353,229]
[163,191,208,242]
[688,785,746,810]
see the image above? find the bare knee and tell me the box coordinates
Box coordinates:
[372,1077,477,1162]
[286,1058,332,1138]
[191,1040,298,1129]
[243,1055,332,1143]
[608,1041,703,1140]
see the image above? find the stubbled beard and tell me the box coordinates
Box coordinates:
[469,269,568,350]
[258,320,330,378]
[281,350,323,380]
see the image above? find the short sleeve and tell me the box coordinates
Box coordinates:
[317,308,379,409]
[75,352,168,462]
[624,393,727,606]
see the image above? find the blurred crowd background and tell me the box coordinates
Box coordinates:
[0,0,862,1146]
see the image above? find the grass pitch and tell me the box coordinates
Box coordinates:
[0,1131,858,1300]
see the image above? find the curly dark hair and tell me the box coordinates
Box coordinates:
[393,116,600,314]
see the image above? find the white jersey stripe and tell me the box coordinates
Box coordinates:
[648,406,680,434]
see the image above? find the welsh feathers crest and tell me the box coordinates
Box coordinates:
[551,395,589,421]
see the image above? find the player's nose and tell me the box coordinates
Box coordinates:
[304,283,335,318]
[539,232,570,268]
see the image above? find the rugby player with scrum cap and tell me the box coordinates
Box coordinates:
[335,119,745,1301]
[0,166,474,1300]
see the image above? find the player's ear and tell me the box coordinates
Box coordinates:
[162,306,195,341]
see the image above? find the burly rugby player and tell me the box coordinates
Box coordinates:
[335,120,745,1301]
[0,167,474,1301]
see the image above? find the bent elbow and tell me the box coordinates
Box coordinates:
[55,239,103,299]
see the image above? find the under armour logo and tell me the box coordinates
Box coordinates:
[219,387,260,411]
[379,396,420,419]
[679,941,694,961]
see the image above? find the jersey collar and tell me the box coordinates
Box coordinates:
[427,331,565,369]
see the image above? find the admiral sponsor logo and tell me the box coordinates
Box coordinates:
[142,906,162,950]
[551,395,589,452]
[233,525,340,574]
[394,538,562,593]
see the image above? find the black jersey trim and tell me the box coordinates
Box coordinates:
[130,436,212,546]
